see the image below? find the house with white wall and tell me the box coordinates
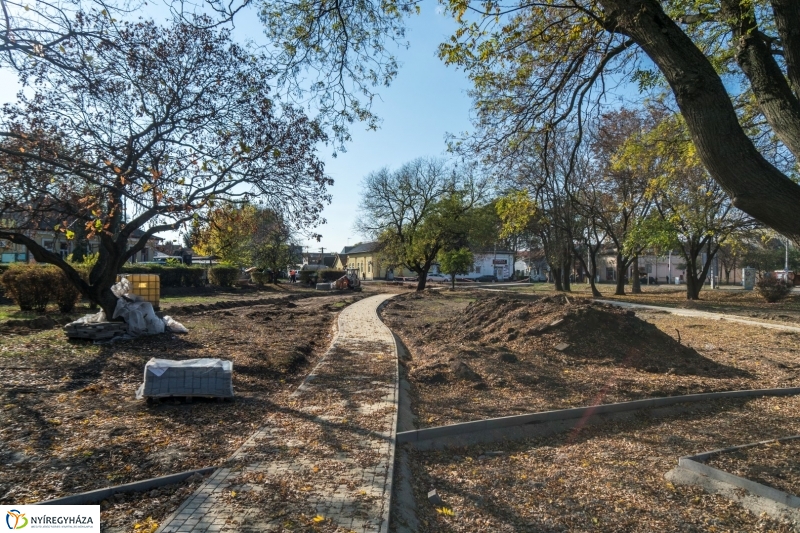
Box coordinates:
[431,250,516,280]
[596,252,689,284]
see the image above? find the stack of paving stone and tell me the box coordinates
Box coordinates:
[63,320,128,340]
[137,358,234,400]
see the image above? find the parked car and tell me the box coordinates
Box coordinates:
[455,277,474,282]
[639,276,658,285]
[474,274,498,282]
[529,273,548,282]
[426,274,449,282]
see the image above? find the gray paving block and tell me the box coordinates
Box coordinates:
[140,358,234,399]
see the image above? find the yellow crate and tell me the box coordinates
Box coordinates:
[116,274,160,309]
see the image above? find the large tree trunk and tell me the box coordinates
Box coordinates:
[771,0,800,98]
[686,274,702,300]
[614,253,626,295]
[575,247,602,297]
[631,254,642,294]
[552,265,564,291]
[600,0,800,242]
[684,250,703,300]
[719,0,800,159]
[562,258,572,292]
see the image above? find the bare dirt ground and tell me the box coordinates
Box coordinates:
[384,289,800,531]
[707,437,800,499]
[0,287,384,530]
[406,395,800,532]
[381,290,800,428]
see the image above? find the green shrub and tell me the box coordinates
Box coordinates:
[1,266,31,309]
[755,276,793,303]
[318,269,345,282]
[209,265,239,287]
[51,270,82,312]
[251,270,270,286]
[0,265,55,312]
[298,270,316,284]
[121,264,206,288]
[0,264,8,299]
[1,264,89,312]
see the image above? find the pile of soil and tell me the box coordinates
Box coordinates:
[382,291,766,427]
[409,294,741,386]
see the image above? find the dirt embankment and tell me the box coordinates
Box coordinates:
[382,291,797,427]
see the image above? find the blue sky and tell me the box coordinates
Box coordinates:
[0,6,475,256]
[295,10,474,255]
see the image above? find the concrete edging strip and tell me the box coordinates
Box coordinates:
[678,435,800,508]
[376,296,400,533]
[397,388,800,445]
[35,467,216,505]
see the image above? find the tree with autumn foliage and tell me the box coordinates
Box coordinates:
[440,0,800,243]
[0,15,331,316]
[357,158,488,291]
[191,203,260,267]
[614,111,756,300]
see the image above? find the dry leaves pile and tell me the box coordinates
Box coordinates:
[406,395,800,532]
[381,291,800,428]
[0,290,365,530]
[383,290,800,531]
[707,438,800,499]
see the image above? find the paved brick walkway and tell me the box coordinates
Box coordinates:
[157,294,398,533]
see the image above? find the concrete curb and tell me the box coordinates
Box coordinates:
[35,467,216,505]
[375,296,400,533]
[594,299,800,333]
[678,435,800,508]
[397,388,800,447]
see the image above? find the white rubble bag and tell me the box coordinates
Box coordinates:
[112,278,165,335]
[110,278,188,335]
[65,278,188,339]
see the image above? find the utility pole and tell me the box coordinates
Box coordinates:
[785,237,790,274]
[668,250,672,284]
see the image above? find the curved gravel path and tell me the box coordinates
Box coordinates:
[158,294,398,533]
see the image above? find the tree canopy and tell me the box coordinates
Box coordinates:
[0,14,330,314]
[439,0,800,242]
[357,157,487,290]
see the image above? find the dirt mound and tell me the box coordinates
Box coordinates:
[426,294,743,378]
[165,295,303,316]
[0,314,71,334]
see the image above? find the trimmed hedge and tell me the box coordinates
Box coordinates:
[251,270,272,286]
[121,264,206,288]
[298,269,345,284]
[208,265,239,287]
[52,270,82,312]
[0,265,80,312]
[756,276,793,303]
[318,269,346,282]
[0,264,8,299]
[297,270,316,284]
